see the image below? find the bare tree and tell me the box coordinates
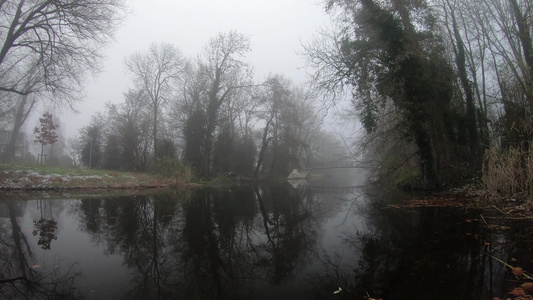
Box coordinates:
[107,90,153,171]
[439,0,492,149]
[482,0,533,146]
[198,31,253,178]
[252,75,322,177]
[65,137,83,168]
[0,0,126,162]
[125,43,186,160]
[0,91,18,127]
[0,0,126,98]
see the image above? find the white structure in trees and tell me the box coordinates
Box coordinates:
[287,169,309,179]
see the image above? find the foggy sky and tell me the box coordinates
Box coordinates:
[60,0,329,138]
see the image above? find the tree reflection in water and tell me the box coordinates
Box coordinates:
[0,201,81,299]
[78,191,185,298]
[2,184,532,299]
[308,187,530,300]
[71,184,321,299]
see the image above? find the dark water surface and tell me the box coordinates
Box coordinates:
[0,179,532,299]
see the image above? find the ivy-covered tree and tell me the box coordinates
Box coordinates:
[198,31,253,178]
[306,0,465,187]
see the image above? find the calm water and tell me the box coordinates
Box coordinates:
[0,175,532,299]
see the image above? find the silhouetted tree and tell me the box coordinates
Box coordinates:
[258,75,321,177]
[306,0,462,186]
[125,43,186,161]
[183,109,207,175]
[156,139,177,159]
[0,0,125,162]
[79,116,105,169]
[107,90,152,171]
[102,134,122,170]
[212,124,234,174]
[198,31,253,178]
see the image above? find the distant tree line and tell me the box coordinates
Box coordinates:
[11,0,528,189]
[304,0,533,189]
[72,32,333,179]
[0,2,340,178]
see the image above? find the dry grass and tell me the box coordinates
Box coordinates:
[483,147,533,201]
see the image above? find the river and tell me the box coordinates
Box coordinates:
[0,170,531,299]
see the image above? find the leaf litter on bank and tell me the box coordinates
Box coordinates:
[387,196,466,208]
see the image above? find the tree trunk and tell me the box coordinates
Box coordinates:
[451,11,479,163]
[254,116,274,179]
[414,125,437,187]
[7,94,35,163]
[40,144,44,165]
[510,0,533,111]
[153,103,158,160]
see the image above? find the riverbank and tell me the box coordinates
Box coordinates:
[2,164,532,216]
[384,184,533,220]
[0,165,195,191]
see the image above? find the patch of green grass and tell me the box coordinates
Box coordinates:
[0,164,107,176]
[0,164,198,190]
[204,175,236,187]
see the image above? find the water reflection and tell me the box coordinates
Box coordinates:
[0,200,81,299]
[0,184,530,299]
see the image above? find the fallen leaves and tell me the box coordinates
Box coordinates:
[510,287,526,296]
[505,279,533,299]
[388,196,464,208]
[514,268,525,277]
[522,282,533,292]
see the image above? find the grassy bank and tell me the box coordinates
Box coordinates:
[0,164,193,191]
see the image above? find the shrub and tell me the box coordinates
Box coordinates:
[154,156,193,182]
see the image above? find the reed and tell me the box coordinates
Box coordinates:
[483,146,533,201]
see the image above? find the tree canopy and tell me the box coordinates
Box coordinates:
[304,0,533,188]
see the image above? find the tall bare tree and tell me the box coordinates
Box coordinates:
[107,90,153,171]
[0,0,126,161]
[0,0,126,97]
[483,0,533,147]
[251,75,321,178]
[198,31,253,178]
[125,43,186,160]
[439,0,491,149]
